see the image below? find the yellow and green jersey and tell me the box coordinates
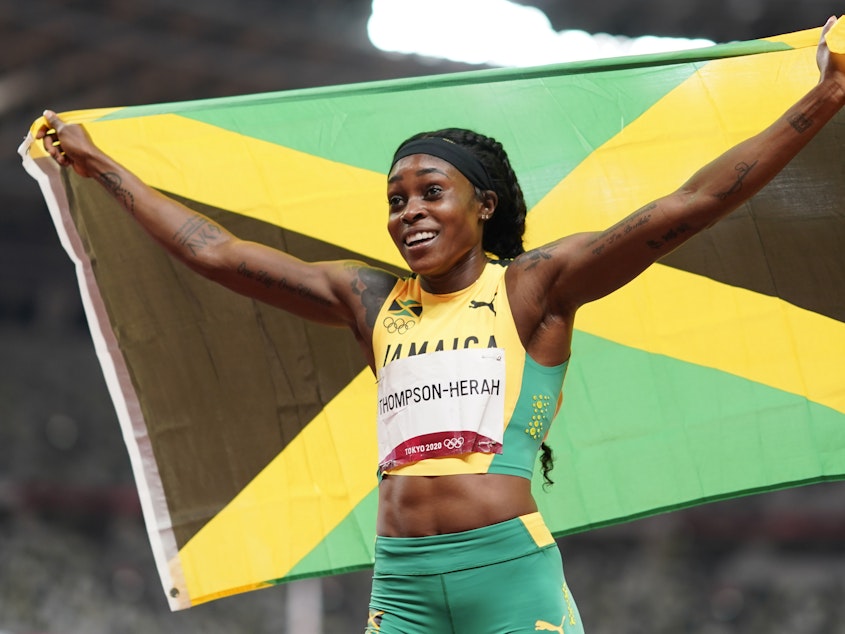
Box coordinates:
[373,260,568,479]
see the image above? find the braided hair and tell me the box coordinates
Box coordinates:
[393,128,555,487]
[394,128,527,260]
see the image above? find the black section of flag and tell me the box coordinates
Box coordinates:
[66,173,403,548]
[662,112,845,324]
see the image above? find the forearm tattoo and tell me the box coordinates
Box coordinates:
[589,203,656,256]
[173,216,224,256]
[788,112,813,133]
[645,221,694,250]
[97,172,135,214]
[716,160,758,201]
[788,97,823,134]
[236,261,332,306]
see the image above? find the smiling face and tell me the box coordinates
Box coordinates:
[387,154,496,293]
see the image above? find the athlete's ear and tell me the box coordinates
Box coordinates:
[478,190,497,221]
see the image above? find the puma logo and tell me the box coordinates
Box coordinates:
[534,583,576,633]
[469,291,497,315]
[534,619,564,633]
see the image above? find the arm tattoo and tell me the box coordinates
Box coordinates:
[645,221,694,250]
[349,265,393,329]
[716,160,758,201]
[787,97,823,135]
[236,261,332,306]
[788,112,813,133]
[589,203,656,256]
[97,172,135,214]
[519,245,556,270]
[173,216,224,256]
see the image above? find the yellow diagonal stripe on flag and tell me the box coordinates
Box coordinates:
[524,45,818,239]
[68,114,405,270]
[526,42,845,413]
[762,27,822,51]
[762,26,824,48]
[174,369,378,602]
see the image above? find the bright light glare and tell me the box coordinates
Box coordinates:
[367,0,715,67]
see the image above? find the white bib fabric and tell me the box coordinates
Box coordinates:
[376,347,506,472]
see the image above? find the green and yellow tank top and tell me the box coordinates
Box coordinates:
[372,260,568,480]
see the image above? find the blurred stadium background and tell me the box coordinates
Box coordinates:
[3,0,845,632]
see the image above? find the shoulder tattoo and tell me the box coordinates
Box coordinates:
[516,245,556,270]
[348,264,396,330]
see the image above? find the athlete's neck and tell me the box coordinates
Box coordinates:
[419,249,488,295]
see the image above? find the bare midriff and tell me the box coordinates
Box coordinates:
[377,473,538,537]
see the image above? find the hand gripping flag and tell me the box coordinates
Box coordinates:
[20,27,845,609]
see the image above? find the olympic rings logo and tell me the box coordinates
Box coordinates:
[383,316,416,334]
[443,437,465,450]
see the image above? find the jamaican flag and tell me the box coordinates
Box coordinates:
[20,26,845,610]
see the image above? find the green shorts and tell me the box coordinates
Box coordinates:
[366,512,584,634]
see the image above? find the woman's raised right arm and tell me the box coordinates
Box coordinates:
[37,111,398,334]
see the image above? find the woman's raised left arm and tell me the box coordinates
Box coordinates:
[537,16,845,312]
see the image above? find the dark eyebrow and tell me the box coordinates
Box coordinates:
[387,166,449,184]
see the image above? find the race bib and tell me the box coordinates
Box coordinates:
[376,347,506,472]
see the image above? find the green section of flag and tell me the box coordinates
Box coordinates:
[178,64,694,209]
[95,39,792,209]
[536,331,845,533]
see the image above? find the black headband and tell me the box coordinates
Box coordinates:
[390,138,494,191]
